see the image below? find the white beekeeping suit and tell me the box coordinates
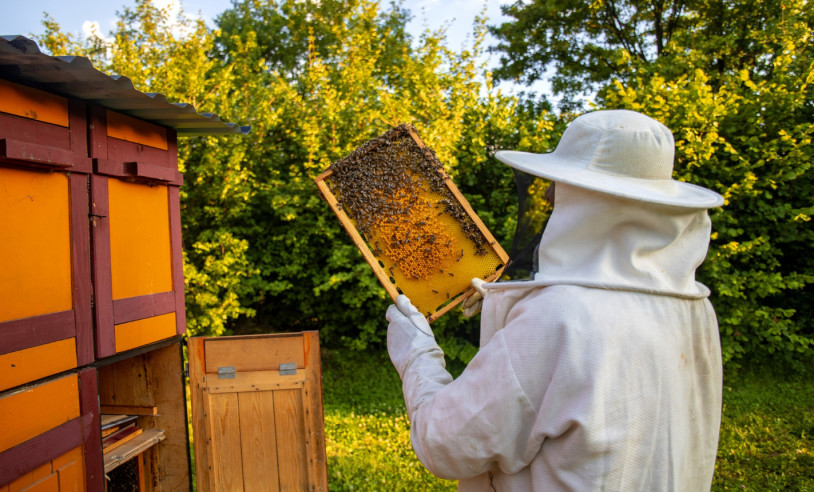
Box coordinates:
[386,110,724,491]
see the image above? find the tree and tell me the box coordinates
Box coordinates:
[491,0,814,367]
[489,0,693,103]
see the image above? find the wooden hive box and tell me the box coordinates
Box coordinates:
[0,36,329,492]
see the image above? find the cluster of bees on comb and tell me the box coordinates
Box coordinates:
[328,124,488,281]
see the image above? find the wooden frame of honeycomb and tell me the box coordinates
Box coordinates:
[315,124,509,322]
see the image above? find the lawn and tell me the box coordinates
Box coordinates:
[321,350,814,491]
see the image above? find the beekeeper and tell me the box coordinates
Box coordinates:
[386,109,724,490]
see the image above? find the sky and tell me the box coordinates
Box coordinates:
[2,0,550,98]
[3,0,512,60]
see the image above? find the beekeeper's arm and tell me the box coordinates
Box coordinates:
[387,295,540,479]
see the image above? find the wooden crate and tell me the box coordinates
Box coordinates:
[188,332,329,491]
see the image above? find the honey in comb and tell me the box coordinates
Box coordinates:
[328,124,488,263]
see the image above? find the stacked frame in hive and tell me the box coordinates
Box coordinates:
[315,124,509,321]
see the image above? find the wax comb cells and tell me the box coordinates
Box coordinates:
[315,124,508,321]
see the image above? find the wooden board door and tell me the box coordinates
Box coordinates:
[188,332,328,492]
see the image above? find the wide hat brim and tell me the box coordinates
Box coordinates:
[495,150,724,209]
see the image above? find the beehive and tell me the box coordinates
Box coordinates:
[315,124,508,320]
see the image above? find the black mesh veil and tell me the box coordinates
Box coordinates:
[498,168,554,281]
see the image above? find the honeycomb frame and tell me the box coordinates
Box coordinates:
[315,124,508,322]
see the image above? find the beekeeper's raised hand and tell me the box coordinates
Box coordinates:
[386,295,440,379]
[461,278,487,318]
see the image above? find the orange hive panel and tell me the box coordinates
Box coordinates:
[0,167,72,322]
[108,179,173,300]
[315,124,507,321]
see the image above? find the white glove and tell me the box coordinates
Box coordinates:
[461,278,487,318]
[386,295,440,379]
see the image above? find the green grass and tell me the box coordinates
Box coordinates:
[321,349,457,491]
[713,369,814,491]
[321,349,814,491]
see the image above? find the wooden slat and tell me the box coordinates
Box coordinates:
[302,331,329,490]
[204,335,305,373]
[0,374,80,453]
[206,392,244,491]
[238,391,280,492]
[103,428,165,473]
[168,186,187,336]
[0,417,82,486]
[103,427,143,453]
[0,338,77,393]
[69,173,93,367]
[90,175,115,358]
[0,311,75,357]
[77,368,102,491]
[99,405,158,416]
[93,159,182,186]
[105,110,168,150]
[187,337,212,492]
[0,139,83,169]
[67,99,90,173]
[0,79,69,127]
[112,291,176,325]
[274,389,308,491]
[204,371,305,394]
[105,140,174,175]
[114,312,176,353]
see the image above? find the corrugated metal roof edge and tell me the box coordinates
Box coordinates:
[0,35,250,137]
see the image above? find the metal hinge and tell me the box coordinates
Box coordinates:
[279,363,297,376]
[217,366,236,379]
